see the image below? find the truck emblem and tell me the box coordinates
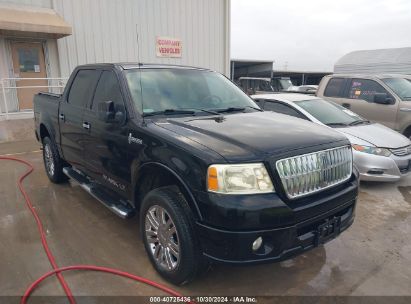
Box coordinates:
[128,133,143,145]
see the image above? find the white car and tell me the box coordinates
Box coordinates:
[252,93,411,182]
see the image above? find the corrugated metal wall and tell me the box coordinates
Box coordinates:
[52,0,230,77]
[0,0,51,8]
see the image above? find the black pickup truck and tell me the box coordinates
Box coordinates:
[34,63,358,284]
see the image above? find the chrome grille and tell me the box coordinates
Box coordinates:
[390,145,411,157]
[275,146,353,199]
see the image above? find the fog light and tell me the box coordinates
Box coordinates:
[252,237,263,251]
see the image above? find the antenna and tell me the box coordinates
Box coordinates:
[136,24,145,123]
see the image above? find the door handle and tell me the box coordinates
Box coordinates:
[400,108,411,112]
[82,122,90,130]
[59,113,65,121]
[342,103,351,109]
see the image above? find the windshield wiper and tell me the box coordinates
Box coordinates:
[246,105,263,111]
[184,108,222,115]
[216,107,246,113]
[325,122,349,127]
[348,120,370,126]
[216,106,262,113]
[142,109,195,117]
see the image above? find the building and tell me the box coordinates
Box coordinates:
[230,59,274,81]
[230,60,330,86]
[334,47,411,75]
[271,70,331,86]
[0,0,230,117]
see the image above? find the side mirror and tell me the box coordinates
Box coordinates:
[373,93,393,104]
[98,101,125,123]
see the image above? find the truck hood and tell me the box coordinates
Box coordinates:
[154,112,348,161]
[338,123,410,148]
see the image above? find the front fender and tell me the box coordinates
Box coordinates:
[132,161,203,220]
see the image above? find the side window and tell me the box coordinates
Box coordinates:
[68,70,101,107]
[264,101,307,120]
[324,78,345,97]
[92,70,125,110]
[348,79,389,102]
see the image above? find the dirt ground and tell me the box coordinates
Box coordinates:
[0,119,410,303]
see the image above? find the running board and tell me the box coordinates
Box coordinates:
[63,167,135,219]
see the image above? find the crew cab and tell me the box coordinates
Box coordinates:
[318,74,411,138]
[34,63,358,284]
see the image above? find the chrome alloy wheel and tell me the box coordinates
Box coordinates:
[145,205,180,271]
[44,144,55,177]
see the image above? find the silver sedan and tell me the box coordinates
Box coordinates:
[252,93,411,182]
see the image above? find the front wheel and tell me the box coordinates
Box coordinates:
[42,136,67,183]
[140,187,207,285]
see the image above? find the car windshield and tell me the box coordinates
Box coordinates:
[294,98,367,127]
[382,78,411,100]
[276,79,293,90]
[125,69,259,115]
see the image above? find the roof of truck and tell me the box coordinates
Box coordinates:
[76,62,211,71]
[325,73,411,79]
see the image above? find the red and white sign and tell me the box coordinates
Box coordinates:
[156,37,182,58]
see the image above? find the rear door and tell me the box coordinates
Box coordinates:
[321,77,349,106]
[82,69,131,197]
[59,69,101,169]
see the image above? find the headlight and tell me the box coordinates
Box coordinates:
[352,144,391,157]
[207,163,275,194]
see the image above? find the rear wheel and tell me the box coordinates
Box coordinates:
[140,187,207,285]
[42,136,67,183]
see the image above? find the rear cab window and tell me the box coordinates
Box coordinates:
[68,69,101,108]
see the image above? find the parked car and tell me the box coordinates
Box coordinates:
[287,84,318,93]
[317,74,411,138]
[237,76,294,95]
[253,93,411,182]
[34,63,358,284]
[237,77,275,95]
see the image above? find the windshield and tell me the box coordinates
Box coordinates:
[295,98,366,126]
[258,80,275,92]
[278,79,293,90]
[125,69,259,114]
[382,78,411,100]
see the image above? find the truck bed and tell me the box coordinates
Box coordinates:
[33,91,61,145]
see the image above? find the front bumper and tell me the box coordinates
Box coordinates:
[354,150,411,182]
[196,197,356,264]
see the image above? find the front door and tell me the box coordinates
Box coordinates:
[344,78,398,129]
[10,42,48,110]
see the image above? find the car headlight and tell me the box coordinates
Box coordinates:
[207,163,275,194]
[352,144,391,157]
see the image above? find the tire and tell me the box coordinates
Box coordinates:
[404,128,411,140]
[42,136,67,184]
[140,186,207,285]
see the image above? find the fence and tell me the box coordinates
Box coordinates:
[0,77,68,120]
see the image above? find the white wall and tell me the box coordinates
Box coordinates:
[52,0,230,77]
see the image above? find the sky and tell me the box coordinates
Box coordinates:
[231,0,411,72]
